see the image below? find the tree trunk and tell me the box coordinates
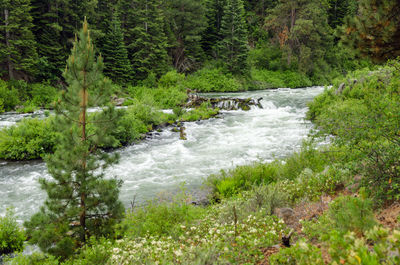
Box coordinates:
[79,69,88,243]
[4,8,14,80]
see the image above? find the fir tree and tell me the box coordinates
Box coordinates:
[341,0,400,62]
[218,0,249,74]
[164,0,207,72]
[120,0,169,82]
[0,0,38,80]
[265,0,333,74]
[102,13,132,84]
[24,19,124,259]
[30,0,65,81]
[202,0,226,58]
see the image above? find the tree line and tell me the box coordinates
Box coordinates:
[1,0,399,86]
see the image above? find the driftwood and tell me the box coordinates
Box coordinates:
[186,93,263,111]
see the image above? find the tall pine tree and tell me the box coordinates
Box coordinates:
[218,0,248,74]
[102,13,132,84]
[30,0,65,81]
[120,0,169,82]
[202,0,226,58]
[0,0,38,80]
[164,0,207,72]
[265,0,333,75]
[24,18,124,259]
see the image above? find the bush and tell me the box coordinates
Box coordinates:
[0,80,19,112]
[0,118,58,160]
[207,162,280,198]
[180,103,218,122]
[158,70,185,88]
[302,195,377,240]
[309,64,400,202]
[30,83,58,108]
[269,240,323,265]
[118,199,204,238]
[250,69,312,89]
[184,67,242,92]
[0,209,25,255]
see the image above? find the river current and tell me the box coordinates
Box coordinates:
[0,87,324,222]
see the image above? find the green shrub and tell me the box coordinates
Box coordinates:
[0,80,19,112]
[112,109,147,146]
[0,118,58,160]
[63,237,112,265]
[30,83,58,108]
[269,240,324,265]
[184,67,242,92]
[279,165,349,203]
[180,103,219,122]
[0,209,25,255]
[207,162,280,198]
[310,64,400,202]
[158,70,185,88]
[327,195,376,235]
[250,69,312,89]
[118,200,205,238]
[6,252,59,265]
[302,195,377,240]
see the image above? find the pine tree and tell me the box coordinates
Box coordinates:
[218,0,249,74]
[202,0,226,58]
[341,0,400,62]
[0,0,38,80]
[164,0,207,72]
[24,19,124,259]
[265,0,333,74]
[102,13,132,84]
[120,0,169,82]
[30,0,65,81]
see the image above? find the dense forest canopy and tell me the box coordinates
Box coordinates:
[0,0,398,85]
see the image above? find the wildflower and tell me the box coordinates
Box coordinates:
[174,249,183,256]
[180,225,186,229]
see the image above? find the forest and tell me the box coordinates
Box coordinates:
[1,0,400,264]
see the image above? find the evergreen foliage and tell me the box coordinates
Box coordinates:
[165,0,207,72]
[0,0,38,80]
[120,0,169,82]
[202,0,225,58]
[341,0,400,62]
[102,13,132,84]
[265,0,333,75]
[30,0,65,81]
[24,19,124,259]
[218,0,248,74]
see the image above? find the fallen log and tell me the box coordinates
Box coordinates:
[186,93,263,111]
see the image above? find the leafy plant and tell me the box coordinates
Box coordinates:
[0,209,25,255]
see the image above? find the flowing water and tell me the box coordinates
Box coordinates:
[0,87,324,222]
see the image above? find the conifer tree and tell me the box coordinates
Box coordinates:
[202,0,226,58]
[30,0,65,80]
[341,0,400,62]
[120,0,168,82]
[0,0,38,80]
[24,18,124,259]
[265,0,333,74]
[218,0,248,74]
[102,13,132,84]
[164,0,207,72]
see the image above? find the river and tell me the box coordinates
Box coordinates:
[0,86,324,222]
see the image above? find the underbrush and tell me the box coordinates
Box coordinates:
[250,68,313,89]
[307,61,400,204]
[206,142,339,200]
